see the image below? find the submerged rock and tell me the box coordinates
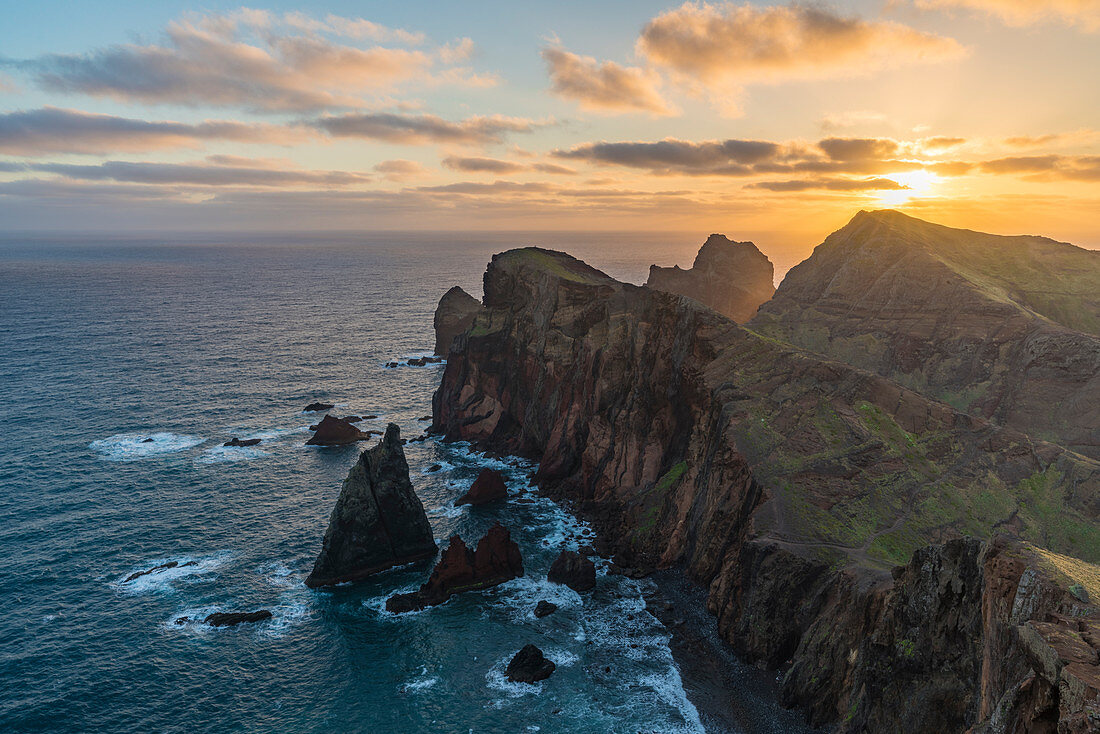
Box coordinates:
[385,523,523,612]
[455,467,507,506]
[305,424,437,588]
[141,438,154,443]
[534,600,558,618]
[204,610,272,627]
[505,644,555,683]
[223,437,261,447]
[548,550,596,592]
[124,560,196,583]
[306,414,371,446]
[434,286,482,355]
[303,402,335,412]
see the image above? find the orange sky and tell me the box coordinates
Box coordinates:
[0,1,1097,263]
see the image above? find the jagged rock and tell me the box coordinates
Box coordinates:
[204,610,272,627]
[124,560,196,583]
[534,600,558,618]
[426,464,442,473]
[434,286,482,355]
[343,415,363,423]
[141,438,154,443]
[456,468,508,506]
[303,402,334,412]
[223,437,261,447]
[385,523,523,612]
[505,644,555,683]
[305,424,436,588]
[306,414,371,446]
[386,362,398,368]
[548,550,596,592]
[646,234,775,323]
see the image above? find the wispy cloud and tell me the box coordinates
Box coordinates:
[24,158,372,187]
[312,111,542,145]
[541,47,675,115]
[373,158,430,181]
[915,0,1100,31]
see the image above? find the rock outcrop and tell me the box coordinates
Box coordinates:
[223,437,261,447]
[386,523,523,612]
[305,414,372,446]
[203,610,273,627]
[456,468,508,506]
[534,600,558,618]
[431,242,1100,731]
[547,550,596,592]
[646,234,775,323]
[753,209,1100,459]
[505,644,556,683]
[305,424,436,588]
[303,402,334,412]
[124,560,196,583]
[434,286,483,355]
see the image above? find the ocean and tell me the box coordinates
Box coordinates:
[0,233,811,733]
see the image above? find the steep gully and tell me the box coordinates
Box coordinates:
[430,225,1100,732]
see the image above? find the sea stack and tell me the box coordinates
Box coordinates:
[306,414,372,446]
[385,523,523,612]
[455,467,508,505]
[646,233,774,323]
[305,424,437,588]
[433,286,482,355]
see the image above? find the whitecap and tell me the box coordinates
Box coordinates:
[113,551,232,595]
[90,432,204,461]
[635,667,706,734]
[401,668,440,693]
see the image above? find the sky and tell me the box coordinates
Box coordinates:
[1,0,1098,260]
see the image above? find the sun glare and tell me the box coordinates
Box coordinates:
[876,169,941,207]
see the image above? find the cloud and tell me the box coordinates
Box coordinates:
[0,106,310,156]
[373,159,430,181]
[915,1,1100,31]
[442,156,527,174]
[9,10,491,112]
[747,177,908,191]
[818,137,902,161]
[541,47,674,115]
[28,159,372,187]
[979,154,1100,180]
[313,111,540,145]
[637,2,965,109]
[531,162,577,175]
[553,138,787,175]
[819,110,889,131]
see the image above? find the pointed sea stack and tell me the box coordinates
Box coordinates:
[306,414,371,446]
[305,424,436,588]
[385,523,523,612]
[433,286,482,355]
[455,467,508,505]
[646,234,775,323]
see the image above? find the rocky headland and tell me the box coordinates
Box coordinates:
[647,233,775,323]
[434,285,482,355]
[429,218,1100,732]
[305,424,437,588]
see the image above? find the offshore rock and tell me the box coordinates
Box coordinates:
[223,437,261,447]
[431,241,1100,731]
[306,414,371,446]
[534,600,558,618]
[303,402,334,412]
[646,234,775,323]
[305,424,436,588]
[456,467,508,506]
[506,644,556,683]
[386,523,523,612]
[204,610,272,627]
[433,286,482,355]
[548,550,596,592]
[124,560,195,583]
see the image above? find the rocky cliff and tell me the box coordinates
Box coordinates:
[753,210,1100,459]
[434,285,482,355]
[306,424,437,587]
[646,233,775,323]
[431,243,1100,731]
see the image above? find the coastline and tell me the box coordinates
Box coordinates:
[645,569,823,734]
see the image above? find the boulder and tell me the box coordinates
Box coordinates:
[386,523,523,612]
[534,600,558,618]
[223,437,261,447]
[433,286,483,355]
[305,424,437,587]
[548,550,596,592]
[303,402,335,412]
[204,610,272,627]
[456,468,508,506]
[505,644,556,683]
[306,414,371,446]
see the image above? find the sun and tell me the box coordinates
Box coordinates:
[876,170,941,207]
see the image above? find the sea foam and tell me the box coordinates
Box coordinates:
[90,432,204,461]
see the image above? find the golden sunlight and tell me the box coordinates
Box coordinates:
[876,169,941,207]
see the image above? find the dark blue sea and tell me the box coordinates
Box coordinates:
[0,233,808,733]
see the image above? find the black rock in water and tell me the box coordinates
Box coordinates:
[305,424,437,588]
[303,402,335,412]
[124,560,196,583]
[505,644,556,683]
[534,600,557,618]
[141,438,154,443]
[223,437,261,447]
[204,610,272,627]
[547,550,596,592]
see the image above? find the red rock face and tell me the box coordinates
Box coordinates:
[647,233,775,323]
[430,242,1100,731]
[386,523,523,612]
[456,468,507,505]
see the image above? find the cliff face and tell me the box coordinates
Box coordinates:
[432,244,1100,731]
[433,286,481,355]
[306,424,437,587]
[646,233,775,323]
[753,210,1100,459]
